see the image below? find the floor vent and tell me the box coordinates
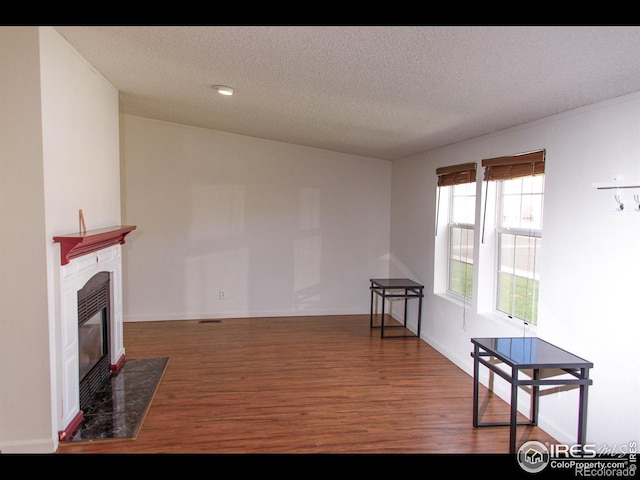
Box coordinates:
[199,319,222,324]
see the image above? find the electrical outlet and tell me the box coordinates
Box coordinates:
[219,289,226,300]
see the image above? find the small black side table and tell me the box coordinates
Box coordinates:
[471,337,593,454]
[369,278,424,338]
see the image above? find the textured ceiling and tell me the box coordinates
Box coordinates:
[54,26,640,161]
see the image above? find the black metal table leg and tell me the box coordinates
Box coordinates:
[417,293,423,336]
[369,284,374,328]
[403,288,408,328]
[577,367,590,446]
[510,368,519,454]
[531,369,540,425]
[380,287,386,338]
[472,345,479,428]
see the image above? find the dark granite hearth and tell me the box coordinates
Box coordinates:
[65,357,168,442]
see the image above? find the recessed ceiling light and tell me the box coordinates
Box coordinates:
[213,85,234,96]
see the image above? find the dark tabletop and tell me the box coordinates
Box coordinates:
[370,278,424,289]
[472,337,593,369]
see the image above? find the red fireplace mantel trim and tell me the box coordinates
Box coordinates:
[53,225,137,265]
[59,410,84,441]
[111,354,126,373]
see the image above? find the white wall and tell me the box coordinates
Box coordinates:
[41,27,121,235]
[0,27,121,453]
[391,93,640,450]
[40,26,121,453]
[120,116,392,321]
[0,26,51,454]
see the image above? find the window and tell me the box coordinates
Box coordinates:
[482,150,545,324]
[436,162,477,300]
[449,183,475,298]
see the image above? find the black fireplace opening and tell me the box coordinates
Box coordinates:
[77,271,111,411]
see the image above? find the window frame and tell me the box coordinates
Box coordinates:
[446,181,476,300]
[434,162,477,302]
[480,149,545,325]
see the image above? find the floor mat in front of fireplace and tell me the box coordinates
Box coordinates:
[65,357,169,443]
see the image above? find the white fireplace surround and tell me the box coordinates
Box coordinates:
[55,228,133,440]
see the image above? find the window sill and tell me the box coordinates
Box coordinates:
[434,291,472,309]
[434,291,538,334]
[478,310,538,335]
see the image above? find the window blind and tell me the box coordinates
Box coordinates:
[436,162,477,186]
[481,150,545,181]
[434,162,477,236]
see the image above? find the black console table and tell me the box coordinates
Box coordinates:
[471,337,593,454]
[369,278,424,338]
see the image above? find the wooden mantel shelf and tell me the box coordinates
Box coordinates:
[53,225,137,265]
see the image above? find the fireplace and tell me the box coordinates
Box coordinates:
[54,225,136,441]
[77,271,111,410]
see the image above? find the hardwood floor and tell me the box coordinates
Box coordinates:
[56,314,557,454]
